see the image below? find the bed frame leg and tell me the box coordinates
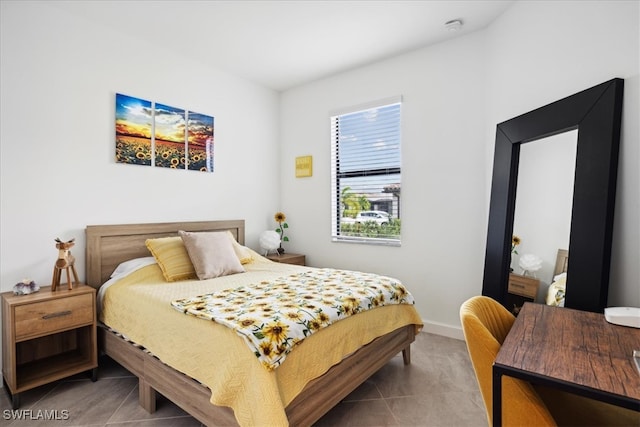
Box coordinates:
[402,345,411,365]
[139,378,157,413]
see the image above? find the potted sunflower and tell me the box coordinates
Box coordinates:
[274,212,289,254]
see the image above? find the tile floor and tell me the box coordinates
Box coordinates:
[0,333,487,426]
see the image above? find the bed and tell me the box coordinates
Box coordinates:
[546,249,569,306]
[85,220,423,426]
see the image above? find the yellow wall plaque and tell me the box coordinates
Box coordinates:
[295,155,313,177]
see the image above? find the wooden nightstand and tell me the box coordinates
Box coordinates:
[1,284,97,409]
[506,273,540,315]
[267,253,306,266]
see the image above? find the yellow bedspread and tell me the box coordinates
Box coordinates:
[171,268,416,371]
[100,253,423,426]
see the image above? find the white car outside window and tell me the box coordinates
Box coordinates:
[355,211,390,225]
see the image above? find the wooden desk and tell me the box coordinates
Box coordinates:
[492,302,640,426]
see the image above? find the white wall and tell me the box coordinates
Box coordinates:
[0,1,282,292]
[280,34,489,337]
[281,0,639,337]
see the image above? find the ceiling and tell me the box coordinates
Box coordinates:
[51,1,513,91]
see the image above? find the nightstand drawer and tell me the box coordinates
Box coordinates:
[14,293,94,341]
[508,274,539,299]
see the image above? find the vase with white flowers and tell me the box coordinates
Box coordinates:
[274,212,289,255]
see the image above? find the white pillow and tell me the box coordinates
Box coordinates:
[110,256,157,278]
[179,230,245,280]
[100,256,158,314]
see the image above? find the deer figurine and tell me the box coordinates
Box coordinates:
[51,238,79,291]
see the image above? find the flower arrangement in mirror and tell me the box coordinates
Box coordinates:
[510,235,521,272]
[511,235,521,255]
[274,212,289,254]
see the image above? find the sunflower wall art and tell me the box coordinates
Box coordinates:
[115,93,214,172]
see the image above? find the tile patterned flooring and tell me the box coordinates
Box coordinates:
[0,333,487,426]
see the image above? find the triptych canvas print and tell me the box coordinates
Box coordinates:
[115,93,214,172]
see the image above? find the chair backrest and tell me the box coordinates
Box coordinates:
[460,296,557,426]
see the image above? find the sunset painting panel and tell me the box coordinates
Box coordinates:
[187,111,214,172]
[115,93,152,166]
[155,103,186,169]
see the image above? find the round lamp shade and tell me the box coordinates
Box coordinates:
[518,253,542,273]
[259,230,281,255]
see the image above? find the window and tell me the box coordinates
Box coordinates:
[330,96,402,245]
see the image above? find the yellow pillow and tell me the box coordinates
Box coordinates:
[145,236,197,282]
[227,231,254,264]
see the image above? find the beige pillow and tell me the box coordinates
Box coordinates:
[179,230,245,280]
[145,236,197,282]
[227,231,254,264]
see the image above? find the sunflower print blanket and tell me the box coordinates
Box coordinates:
[171,268,415,371]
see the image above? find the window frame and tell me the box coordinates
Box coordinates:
[330,96,402,246]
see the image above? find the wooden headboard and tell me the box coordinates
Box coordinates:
[85,220,245,289]
[553,249,569,277]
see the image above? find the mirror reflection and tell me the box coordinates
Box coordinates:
[511,130,577,305]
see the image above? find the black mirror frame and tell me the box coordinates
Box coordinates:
[482,78,624,313]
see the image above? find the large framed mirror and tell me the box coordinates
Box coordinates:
[482,78,624,313]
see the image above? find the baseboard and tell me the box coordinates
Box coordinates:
[421,319,464,341]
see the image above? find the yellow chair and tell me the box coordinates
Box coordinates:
[460,295,556,426]
[460,295,639,427]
